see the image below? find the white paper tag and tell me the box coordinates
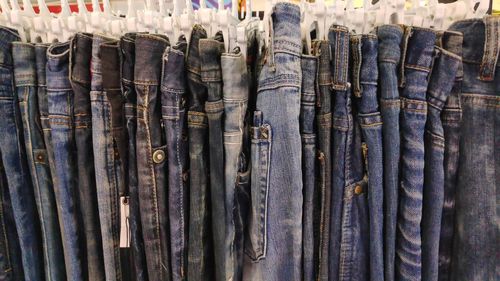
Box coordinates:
[120,196,130,248]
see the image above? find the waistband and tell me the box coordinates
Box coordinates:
[199,33,225,83]
[46,42,72,90]
[350,34,378,98]
[329,25,350,90]
[449,16,500,81]
[35,44,48,86]
[268,2,302,55]
[134,34,170,85]
[12,42,36,86]
[70,33,93,85]
[399,26,436,87]
[426,47,461,110]
[377,24,403,65]
[436,30,463,80]
[0,27,20,68]
[221,48,248,101]
[162,44,186,92]
[91,34,117,76]
[186,25,208,76]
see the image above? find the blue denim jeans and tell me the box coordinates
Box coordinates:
[376,25,402,281]
[161,38,189,281]
[421,45,460,281]
[242,3,303,281]
[449,16,499,281]
[120,33,149,281]
[312,40,332,281]
[352,35,384,281]
[435,31,463,281]
[47,41,85,281]
[134,34,171,281]
[70,32,106,281]
[186,25,215,281]
[90,35,124,281]
[13,42,66,281]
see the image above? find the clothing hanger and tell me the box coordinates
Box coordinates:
[143,0,159,33]
[197,0,215,36]
[179,0,195,44]
[67,0,90,35]
[218,0,239,50]
[235,0,257,59]
[89,0,106,34]
[47,0,72,42]
[32,0,52,43]
[9,0,32,42]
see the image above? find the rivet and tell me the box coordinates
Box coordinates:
[354,185,363,195]
[36,154,44,162]
[153,149,166,164]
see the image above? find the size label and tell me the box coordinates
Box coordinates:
[120,196,131,248]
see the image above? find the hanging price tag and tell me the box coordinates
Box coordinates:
[120,196,130,248]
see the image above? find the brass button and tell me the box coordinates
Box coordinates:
[36,153,44,162]
[354,185,363,195]
[152,149,166,164]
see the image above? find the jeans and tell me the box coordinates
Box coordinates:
[312,40,332,281]
[199,33,225,281]
[221,47,250,281]
[449,16,499,281]
[243,3,303,281]
[161,38,189,281]
[120,32,149,281]
[90,35,124,281]
[13,42,66,281]
[421,45,460,281]
[436,31,463,281]
[352,35,384,281]
[70,32,106,281]
[186,25,214,281]
[134,34,171,281]
[47,41,84,281]
[396,27,435,281]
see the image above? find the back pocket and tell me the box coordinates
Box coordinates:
[245,111,272,262]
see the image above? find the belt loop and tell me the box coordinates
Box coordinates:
[479,16,500,81]
[350,35,363,97]
[399,25,412,88]
[267,9,276,71]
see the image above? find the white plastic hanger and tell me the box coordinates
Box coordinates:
[0,0,12,27]
[179,0,195,44]
[197,0,215,36]
[235,0,257,59]
[67,0,90,35]
[47,0,72,42]
[218,0,239,50]
[89,0,106,34]
[31,0,53,42]
[143,0,159,33]
[10,0,33,42]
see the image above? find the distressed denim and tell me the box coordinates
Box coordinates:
[120,33,149,281]
[186,25,214,281]
[328,25,351,281]
[200,33,225,281]
[352,35,384,281]
[396,27,435,281]
[449,16,500,281]
[70,32,106,281]
[221,47,249,281]
[161,38,189,281]
[376,25,402,281]
[312,40,332,281]
[242,3,303,281]
[299,55,317,281]
[421,46,460,281]
[90,35,124,281]
[47,41,85,281]
[134,34,171,281]
[13,42,66,281]
[435,31,463,281]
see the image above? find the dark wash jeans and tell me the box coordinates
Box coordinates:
[436,31,463,281]
[70,32,106,281]
[47,41,85,281]
[312,40,332,281]
[13,42,66,281]
[376,24,402,281]
[449,16,499,281]
[186,25,214,281]
[0,27,45,281]
[161,38,189,281]
[120,32,149,281]
[299,55,317,281]
[396,26,435,281]
[352,35,384,281]
[134,34,171,281]
[242,3,303,281]
[421,46,460,281]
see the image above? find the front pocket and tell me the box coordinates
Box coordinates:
[245,111,272,262]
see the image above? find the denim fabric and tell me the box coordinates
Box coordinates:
[328,25,351,281]
[186,25,214,281]
[161,38,189,281]
[242,3,303,281]
[134,34,171,281]
[0,155,24,281]
[299,55,317,281]
[449,16,499,281]
[13,42,66,281]
[200,33,226,281]
[396,27,435,281]
[376,25,402,281]
[352,35,384,281]
[47,41,85,281]
[221,47,249,281]
[435,31,463,281]
[120,32,149,281]
[421,45,460,281]
[90,34,124,281]
[69,32,106,281]
[311,40,332,281]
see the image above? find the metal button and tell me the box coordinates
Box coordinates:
[152,149,166,164]
[36,153,44,162]
[354,185,363,195]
